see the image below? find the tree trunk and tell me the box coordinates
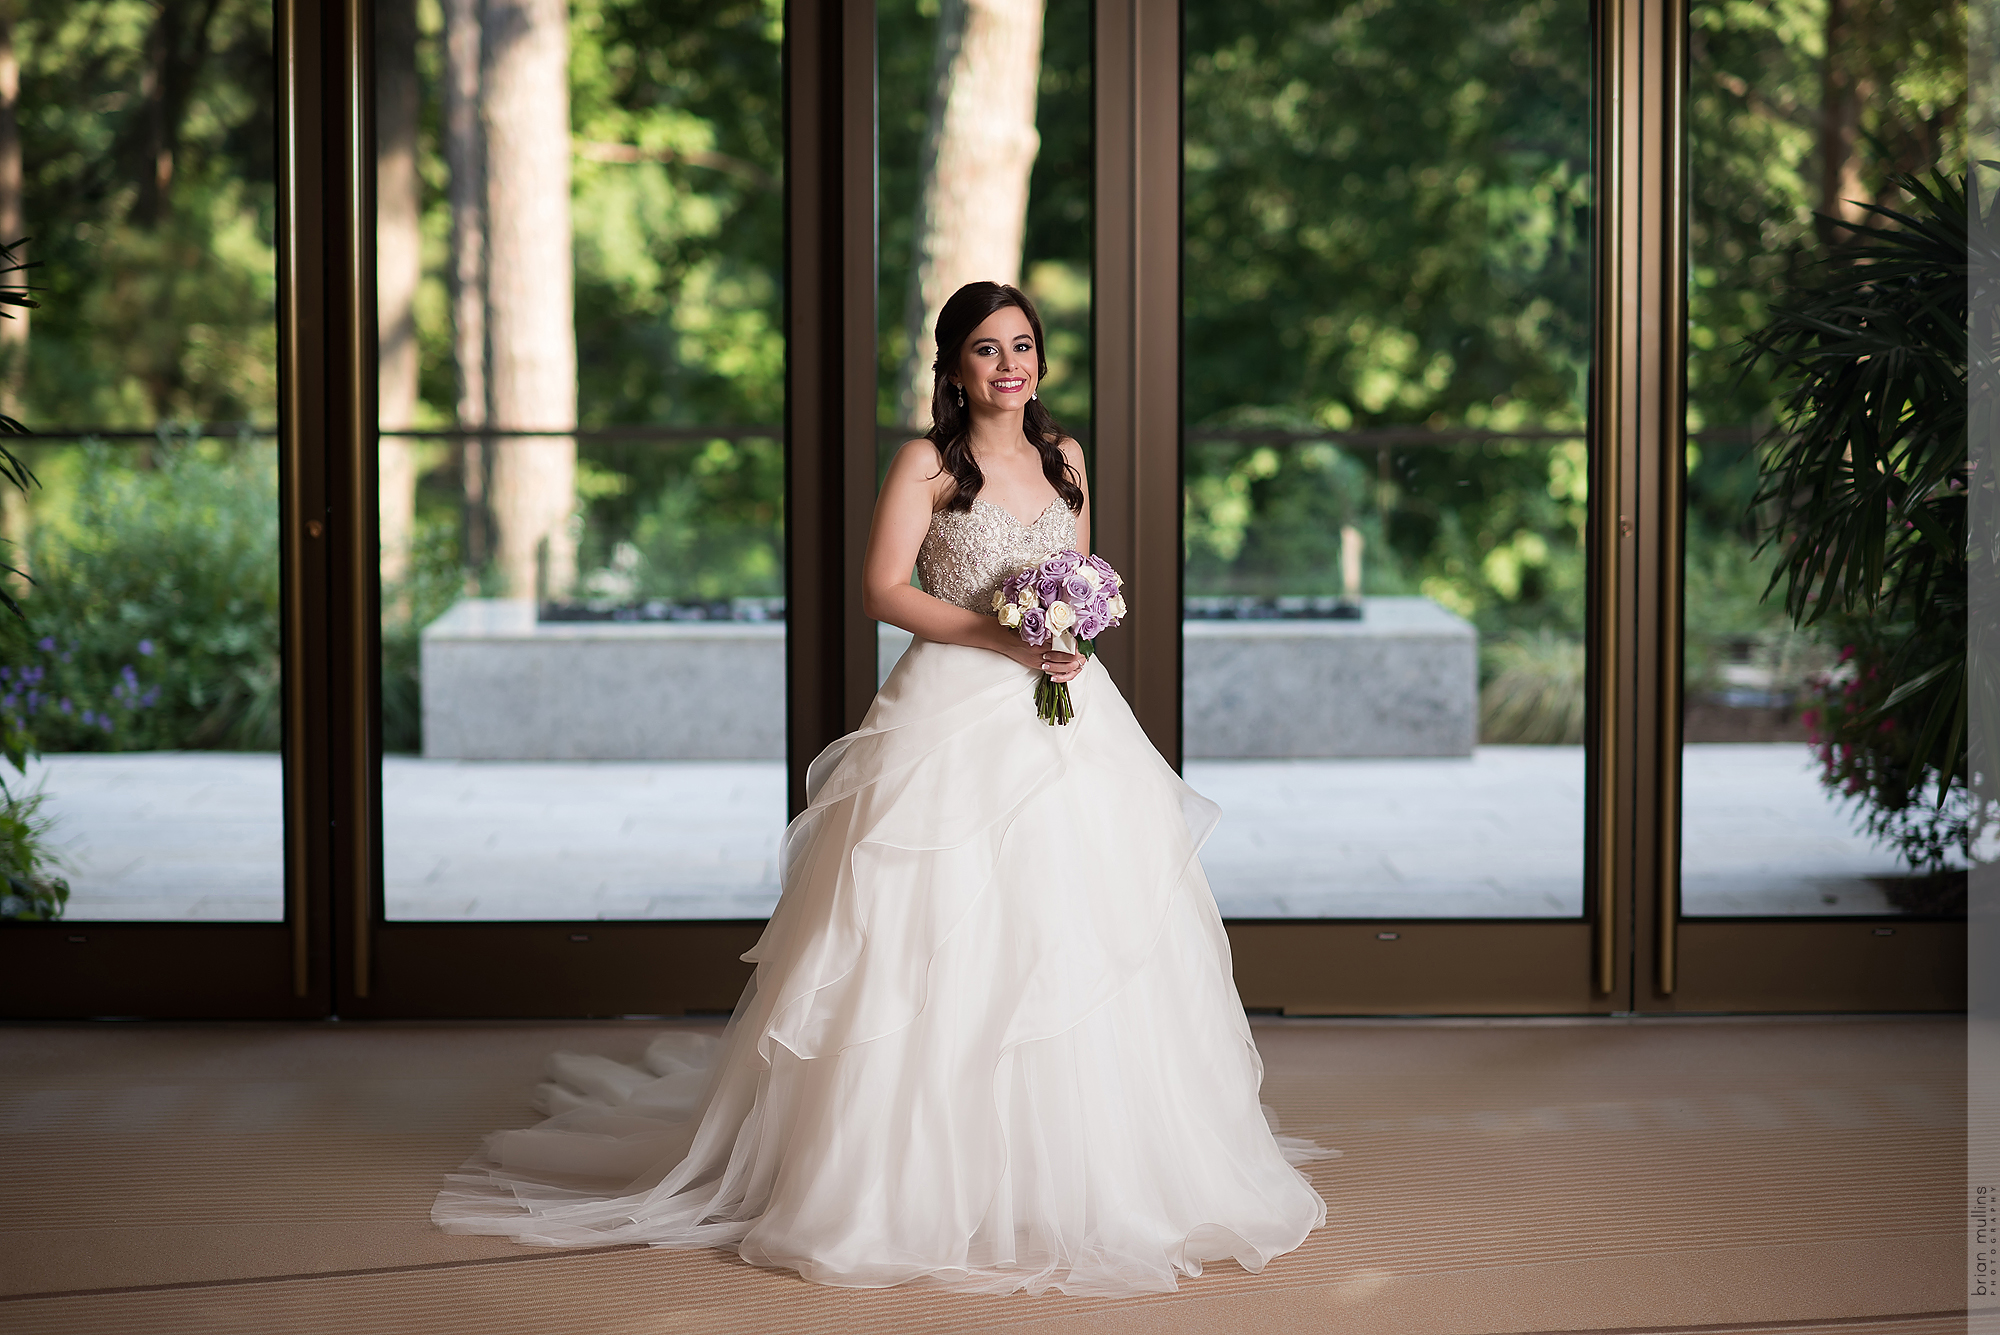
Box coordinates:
[131,0,226,226]
[1816,0,1867,245]
[899,0,1045,429]
[482,0,576,601]
[377,0,422,603]
[445,0,491,584]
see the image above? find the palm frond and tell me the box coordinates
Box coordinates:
[1743,168,1974,841]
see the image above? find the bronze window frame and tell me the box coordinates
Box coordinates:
[0,0,1962,1019]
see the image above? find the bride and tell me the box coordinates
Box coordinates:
[432,281,1330,1295]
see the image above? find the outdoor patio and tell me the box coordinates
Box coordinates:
[24,743,1908,923]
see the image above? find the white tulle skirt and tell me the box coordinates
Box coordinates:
[432,638,1331,1295]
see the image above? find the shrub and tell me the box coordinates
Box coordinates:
[1800,614,1972,874]
[0,781,68,921]
[0,439,280,752]
[1479,631,1585,744]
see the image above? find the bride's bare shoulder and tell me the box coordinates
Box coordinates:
[893,436,943,471]
[1054,436,1089,491]
[882,437,955,512]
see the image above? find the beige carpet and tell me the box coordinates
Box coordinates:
[0,1016,1968,1334]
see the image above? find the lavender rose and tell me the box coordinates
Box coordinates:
[1036,575,1065,606]
[1041,550,1082,577]
[1061,572,1094,604]
[1075,611,1107,640]
[1019,606,1048,644]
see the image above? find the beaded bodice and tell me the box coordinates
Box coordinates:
[917,497,1078,613]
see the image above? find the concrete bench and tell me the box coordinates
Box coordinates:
[1181,598,1476,757]
[422,600,787,760]
[423,596,1475,760]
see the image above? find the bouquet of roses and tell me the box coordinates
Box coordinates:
[990,549,1127,725]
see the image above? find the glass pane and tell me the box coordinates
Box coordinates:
[875,0,1092,682]
[377,0,787,921]
[3,4,282,923]
[1182,0,1592,918]
[1683,0,1967,916]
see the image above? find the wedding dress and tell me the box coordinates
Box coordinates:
[431,496,1331,1295]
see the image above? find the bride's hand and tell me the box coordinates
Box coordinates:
[1038,646,1086,684]
[985,622,1086,683]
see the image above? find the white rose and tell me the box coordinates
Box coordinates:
[1017,588,1039,609]
[991,589,1008,612]
[1080,566,1102,590]
[1046,599,1076,632]
[1108,594,1127,619]
[999,603,1024,629]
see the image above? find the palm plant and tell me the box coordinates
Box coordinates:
[1742,170,1973,867]
[0,235,36,632]
[0,236,39,772]
[0,235,67,924]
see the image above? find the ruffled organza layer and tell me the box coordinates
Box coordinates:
[432,639,1332,1295]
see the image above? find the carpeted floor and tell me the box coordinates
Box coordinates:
[0,1016,1968,1335]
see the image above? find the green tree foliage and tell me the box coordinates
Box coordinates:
[565,0,784,429]
[395,0,788,609]
[1688,0,1966,436]
[1183,0,1592,634]
[16,0,277,427]
[1185,0,1592,434]
[1682,0,1964,711]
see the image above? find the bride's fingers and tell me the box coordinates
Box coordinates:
[1037,653,1084,680]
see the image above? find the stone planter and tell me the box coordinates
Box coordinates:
[1181,597,1477,758]
[422,596,1475,760]
[421,600,786,760]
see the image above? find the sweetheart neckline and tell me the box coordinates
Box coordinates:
[968,495,1063,529]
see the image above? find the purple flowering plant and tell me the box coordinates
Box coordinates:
[0,634,160,769]
[991,549,1127,725]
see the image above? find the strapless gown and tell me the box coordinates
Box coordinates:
[431,497,1332,1295]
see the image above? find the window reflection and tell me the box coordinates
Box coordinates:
[2,3,282,923]
[1682,0,1969,917]
[1182,0,1592,919]
[377,0,789,922]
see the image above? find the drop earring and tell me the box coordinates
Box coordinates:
[1030,390,1038,401]
[956,384,965,407]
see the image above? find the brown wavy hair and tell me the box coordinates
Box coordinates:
[926,281,1083,515]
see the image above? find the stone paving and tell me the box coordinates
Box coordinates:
[27,743,1909,923]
